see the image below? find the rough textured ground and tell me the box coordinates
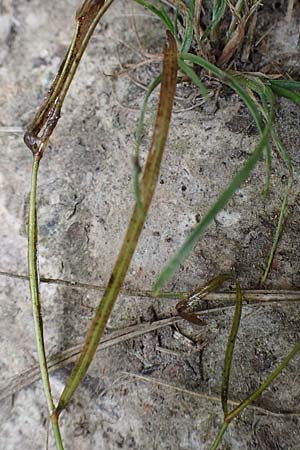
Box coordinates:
[0,1,300,449]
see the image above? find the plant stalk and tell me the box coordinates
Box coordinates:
[28,156,55,415]
[209,422,229,450]
[26,3,116,447]
[225,340,300,423]
[51,413,65,450]
[29,155,64,449]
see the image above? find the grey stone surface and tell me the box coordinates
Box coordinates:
[1,1,300,449]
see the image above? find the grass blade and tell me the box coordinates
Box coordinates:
[180,0,195,52]
[154,55,275,293]
[261,129,294,283]
[225,340,300,422]
[178,58,209,96]
[57,32,178,413]
[201,0,227,41]
[133,0,176,35]
[153,113,273,293]
[269,79,300,91]
[270,84,300,104]
[228,73,274,195]
[237,76,275,195]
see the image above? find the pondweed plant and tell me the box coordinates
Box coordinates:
[24,0,300,449]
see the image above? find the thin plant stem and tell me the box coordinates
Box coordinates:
[210,342,300,448]
[209,422,229,450]
[210,321,300,450]
[225,340,300,423]
[221,281,242,415]
[3,269,300,302]
[28,155,64,450]
[3,266,300,302]
[51,414,64,450]
[261,128,294,284]
[25,2,116,448]
[28,156,55,415]
[261,175,293,284]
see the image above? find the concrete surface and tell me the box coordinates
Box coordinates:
[1,1,300,449]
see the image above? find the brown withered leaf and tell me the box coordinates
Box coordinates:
[218,19,246,67]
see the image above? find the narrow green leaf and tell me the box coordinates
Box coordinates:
[220,71,274,195]
[153,54,276,292]
[270,84,300,104]
[179,52,225,79]
[133,0,175,35]
[156,0,176,34]
[173,4,179,37]
[214,0,227,22]
[180,0,195,52]
[270,79,300,91]
[261,129,293,283]
[237,76,275,195]
[225,340,300,423]
[272,128,293,172]
[201,0,227,40]
[178,59,208,96]
[153,117,273,293]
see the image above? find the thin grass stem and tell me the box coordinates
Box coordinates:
[25,2,116,448]
[221,282,242,415]
[262,127,294,283]
[261,175,293,284]
[209,422,229,450]
[225,341,300,423]
[28,157,55,415]
[51,414,64,450]
[29,156,64,450]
